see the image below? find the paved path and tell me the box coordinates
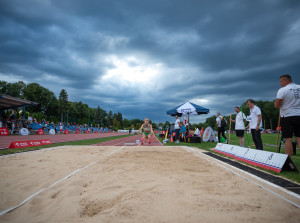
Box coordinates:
[0,133,126,149]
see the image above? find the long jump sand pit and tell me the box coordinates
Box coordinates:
[0,146,300,223]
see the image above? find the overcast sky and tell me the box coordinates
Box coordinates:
[0,0,299,123]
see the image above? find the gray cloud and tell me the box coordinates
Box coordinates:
[0,0,300,123]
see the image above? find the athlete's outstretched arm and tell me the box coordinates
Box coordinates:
[150,124,154,135]
[138,124,144,133]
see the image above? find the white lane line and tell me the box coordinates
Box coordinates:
[0,146,125,216]
[183,146,300,208]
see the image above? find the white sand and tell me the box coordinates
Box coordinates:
[0,146,299,223]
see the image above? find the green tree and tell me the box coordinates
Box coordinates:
[163,121,170,129]
[0,81,26,98]
[123,118,130,128]
[108,110,113,126]
[205,116,217,130]
[23,83,58,115]
[95,106,101,125]
[0,81,8,94]
[112,118,121,131]
[7,81,26,98]
[117,112,123,128]
[58,89,69,122]
[151,122,158,129]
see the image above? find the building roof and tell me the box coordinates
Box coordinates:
[0,95,38,110]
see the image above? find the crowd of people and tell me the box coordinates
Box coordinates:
[0,114,109,135]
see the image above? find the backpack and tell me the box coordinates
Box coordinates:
[220,116,227,128]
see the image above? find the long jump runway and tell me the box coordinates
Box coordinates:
[94,134,163,146]
[0,145,299,223]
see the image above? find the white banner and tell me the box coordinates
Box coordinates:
[202,127,216,142]
[118,130,139,133]
[214,143,297,173]
[20,128,29,136]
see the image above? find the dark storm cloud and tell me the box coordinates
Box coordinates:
[0,0,300,123]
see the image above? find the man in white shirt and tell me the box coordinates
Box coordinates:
[274,74,300,156]
[246,99,263,150]
[216,113,227,143]
[174,115,181,143]
[28,116,33,124]
[230,106,246,147]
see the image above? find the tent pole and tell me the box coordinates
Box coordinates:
[23,106,25,122]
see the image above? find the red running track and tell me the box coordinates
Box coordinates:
[0,133,126,149]
[95,134,163,146]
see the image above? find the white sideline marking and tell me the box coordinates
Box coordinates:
[183,146,300,208]
[0,146,126,216]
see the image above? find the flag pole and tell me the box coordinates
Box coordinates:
[229,113,232,144]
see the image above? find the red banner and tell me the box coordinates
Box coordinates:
[9,139,52,149]
[38,128,44,135]
[75,129,80,134]
[64,129,69,134]
[0,127,9,136]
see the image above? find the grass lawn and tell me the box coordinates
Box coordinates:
[0,134,131,156]
[158,133,300,184]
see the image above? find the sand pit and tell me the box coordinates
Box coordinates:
[0,146,300,223]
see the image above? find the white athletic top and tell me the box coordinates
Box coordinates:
[175,118,180,129]
[276,83,300,117]
[216,116,222,128]
[248,105,262,129]
[235,112,245,130]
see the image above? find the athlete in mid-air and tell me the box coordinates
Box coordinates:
[138,118,154,145]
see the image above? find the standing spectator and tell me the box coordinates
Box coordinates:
[274,74,300,156]
[28,115,33,124]
[174,115,181,143]
[60,124,63,134]
[11,121,15,134]
[246,99,263,150]
[0,118,2,127]
[230,107,246,147]
[216,113,227,143]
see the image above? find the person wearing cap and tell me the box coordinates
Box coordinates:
[230,106,246,147]
[274,74,300,156]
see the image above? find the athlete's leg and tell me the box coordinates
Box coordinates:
[148,134,152,144]
[141,133,146,145]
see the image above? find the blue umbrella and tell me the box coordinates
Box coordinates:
[167,102,209,117]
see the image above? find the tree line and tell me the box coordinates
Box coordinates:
[1,81,279,131]
[0,81,148,130]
